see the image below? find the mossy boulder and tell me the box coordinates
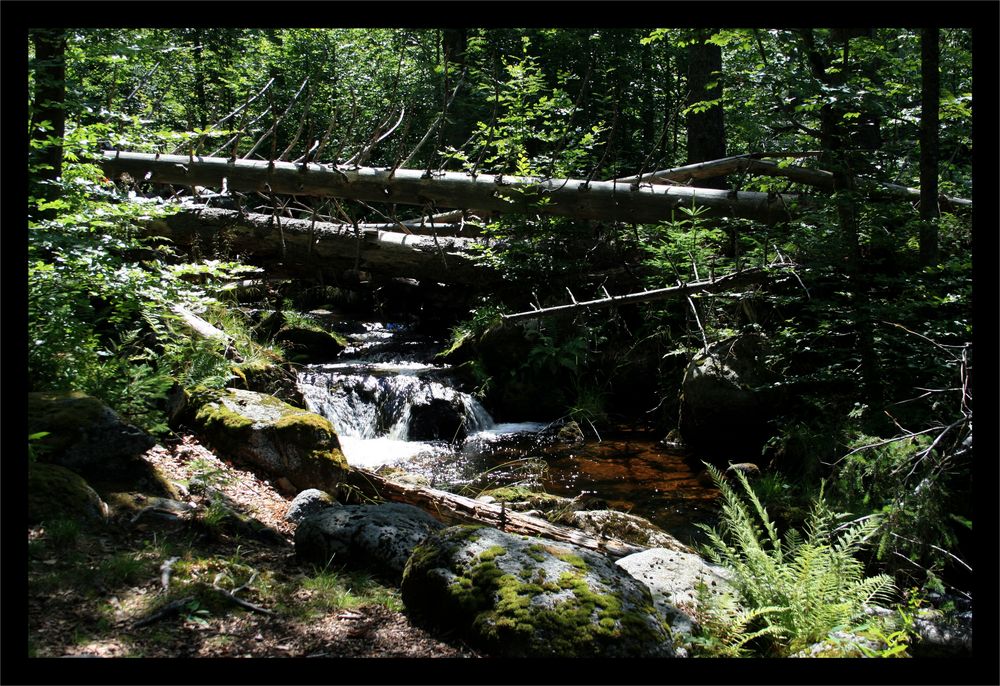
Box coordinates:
[295,503,445,582]
[401,525,676,658]
[28,461,108,525]
[27,391,155,474]
[190,387,349,493]
[274,327,346,363]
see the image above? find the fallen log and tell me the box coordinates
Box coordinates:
[616,154,971,209]
[501,266,792,323]
[102,151,798,224]
[143,206,495,286]
[343,468,645,559]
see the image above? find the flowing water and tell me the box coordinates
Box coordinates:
[297,320,719,543]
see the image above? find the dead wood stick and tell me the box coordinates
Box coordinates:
[213,572,274,616]
[160,556,180,592]
[132,596,196,628]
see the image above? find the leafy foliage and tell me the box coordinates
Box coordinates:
[696,464,896,656]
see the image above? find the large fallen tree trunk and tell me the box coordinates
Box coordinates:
[102,151,798,224]
[616,154,972,210]
[343,468,645,559]
[143,206,495,286]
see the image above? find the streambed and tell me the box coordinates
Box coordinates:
[298,320,718,544]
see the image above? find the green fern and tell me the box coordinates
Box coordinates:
[696,463,897,656]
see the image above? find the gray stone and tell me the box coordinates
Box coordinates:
[401,524,676,658]
[285,488,338,524]
[616,547,734,647]
[295,502,444,581]
[28,391,155,473]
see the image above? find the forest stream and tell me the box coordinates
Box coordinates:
[297,320,719,544]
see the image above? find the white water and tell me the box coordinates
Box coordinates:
[297,322,541,471]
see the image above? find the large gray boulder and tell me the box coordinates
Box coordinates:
[616,547,733,645]
[295,502,444,582]
[28,391,155,474]
[401,525,676,658]
[285,488,338,525]
[678,335,773,459]
[190,387,349,493]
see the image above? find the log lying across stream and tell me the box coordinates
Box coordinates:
[142,206,493,286]
[102,151,799,225]
[343,468,646,559]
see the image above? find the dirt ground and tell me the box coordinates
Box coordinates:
[27,435,481,661]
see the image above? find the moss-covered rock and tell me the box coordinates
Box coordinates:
[190,387,348,493]
[27,391,155,474]
[274,327,346,363]
[28,461,108,525]
[401,525,676,658]
[479,486,569,513]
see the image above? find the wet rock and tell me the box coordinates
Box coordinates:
[556,420,585,446]
[406,397,468,442]
[274,327,346,363]
[401,525,676,658]
[29,462,108,525]
[189,387,349,493]
[285,488,338,525]
[295,502,445,582]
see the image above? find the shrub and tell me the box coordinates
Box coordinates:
[695,463,896,656]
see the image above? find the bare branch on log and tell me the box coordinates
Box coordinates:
[615,154,971,208]
[243,77,310,160]
[501,266,792,323]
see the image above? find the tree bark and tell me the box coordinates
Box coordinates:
[101,152,796,225]
[30,29,67,190]
[685,29,727,189]
[343,468,645,559]
[142,206,494,286]
[920,28,940,266]
[615,155,970,209]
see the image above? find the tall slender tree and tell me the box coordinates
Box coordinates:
[29,28,67,190]
[919,27,940,266]
[685,29,726,188]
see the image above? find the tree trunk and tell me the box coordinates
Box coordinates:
[685,29,727,188]
[801,29,885,419]
[141,206,493,287]
[920,28,940,266]
[101,152,796,225]
[30,29,67,192]
[342,468,645,559]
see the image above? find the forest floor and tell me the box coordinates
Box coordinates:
[27,435,481,660]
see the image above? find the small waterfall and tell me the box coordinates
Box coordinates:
[296,322,496,469]
[299,365,494,442]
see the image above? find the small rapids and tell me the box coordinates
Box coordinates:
[297,322,545,474]
[296,320,717,540]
